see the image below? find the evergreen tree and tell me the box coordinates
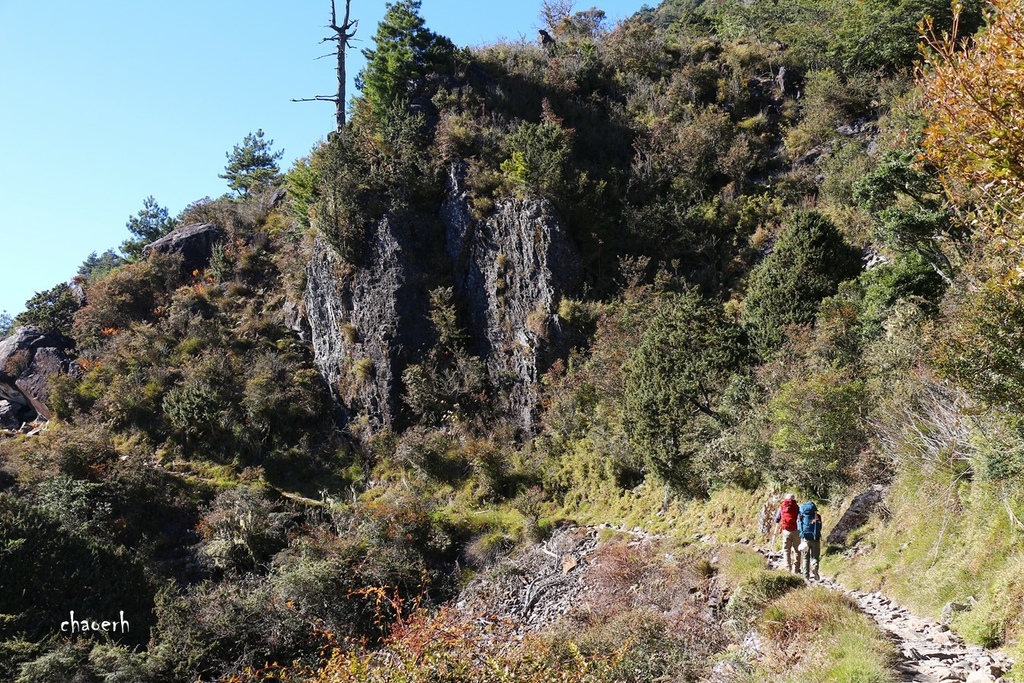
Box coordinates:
[220,129,284,196]
[78,249,126,279]
[358,0,455,112]
[623,290,749,490]
[742,211,861,358]
[854,150,965,284]
[121,196,179,260]
[14,283,80,336]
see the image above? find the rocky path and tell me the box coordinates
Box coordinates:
[765,550,1014,683]
[453,522,1015,682]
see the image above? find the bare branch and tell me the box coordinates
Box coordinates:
[295,0,357,131]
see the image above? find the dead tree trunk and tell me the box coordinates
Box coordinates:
[293,0,357,131]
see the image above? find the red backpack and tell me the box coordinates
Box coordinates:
[779,498,799,530]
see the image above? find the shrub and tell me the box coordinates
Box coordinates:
[720,551,804,619]
[600,16,672,81]
[14,641,93,683]
[14,282,80,336]
[352,358,375,384]
[402,289,488,426]
[784,69,875,157]
[27,424,119,479]
[308,130,377,264]
[270,516,437,645]
[920,0,1023,248]
[148,577,308,681]
[73,254,182,349]
[0,493,152,645]
[853,149,965,283]
[34,474,112,539]
[623,290,749,490]
[848,251,946,340]
[768,370,869,498]
[162,351,242,457]
[500,118,574,199]
[742,210,862,358]
[931,270,1024,413]
[255,605,621,683]
[197,487,290,574]
[556,297,601,333]
[393,427,464,483]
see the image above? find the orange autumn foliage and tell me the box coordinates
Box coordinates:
[919,0,1024,252]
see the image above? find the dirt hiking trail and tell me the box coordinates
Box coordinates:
[764,548,1014,683]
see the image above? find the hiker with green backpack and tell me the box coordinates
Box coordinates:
[797,501,823,581]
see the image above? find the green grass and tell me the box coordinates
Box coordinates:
[750,587,898,683]
[825,463,1024,655]
[556,479,803,545]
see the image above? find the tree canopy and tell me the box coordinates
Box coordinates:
[219,129,284,196]
[742,211,862,357]
[358,0,455,112]
[14,282,80,336]
[623,290,749,490]
[121,196,178,259]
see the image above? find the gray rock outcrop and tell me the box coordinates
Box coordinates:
[303,163,582,437]
[827,484,887,546]
[142,222,225,276]
[304,215,433,432]
[0,326,76,429]
[443,164,581,431]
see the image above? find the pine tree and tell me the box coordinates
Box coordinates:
[358,0,454,113]
[219,129,284,195]
[121,196,179,260]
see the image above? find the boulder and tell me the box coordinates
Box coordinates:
[941,600,974,625]
[827,484,886,546]
[0,326,75,428]
[142,222,224,276]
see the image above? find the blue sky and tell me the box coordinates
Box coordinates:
[0,0,647,320]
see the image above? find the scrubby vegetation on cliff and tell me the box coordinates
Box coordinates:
[4,0,1024,679]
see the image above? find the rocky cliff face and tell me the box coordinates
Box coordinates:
[304,216,433,432]
[442,164,581,431]
[0,326,76,430]
[304,163,581,437]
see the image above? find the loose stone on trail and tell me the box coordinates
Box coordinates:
[762,548,1015,683]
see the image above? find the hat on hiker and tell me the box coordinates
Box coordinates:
[785,493,796,500]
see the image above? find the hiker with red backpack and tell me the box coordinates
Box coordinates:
[774,493,801,573]
[797,500,823,581]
